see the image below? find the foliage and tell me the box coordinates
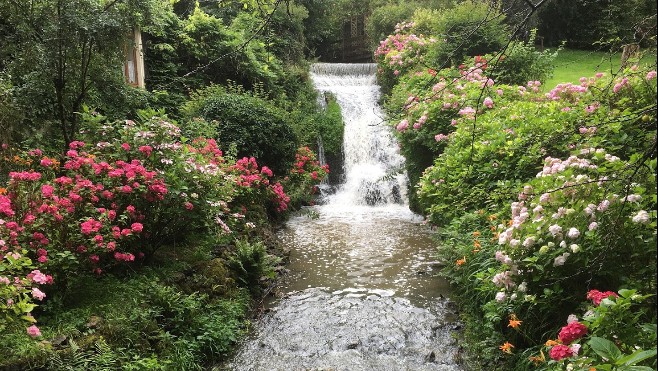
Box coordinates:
[483,30,560,86]
[417,66,657,225]
[0,0,167,146]
[184,85,298,175]
[413,1,510,69]
[282,146,330,208]
[536,0,657,49]
[536,290,657,370]
[1,110,325,339]
[227,239,279,294]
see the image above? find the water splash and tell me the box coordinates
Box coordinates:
[311,63,408,207]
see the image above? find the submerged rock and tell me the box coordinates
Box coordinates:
[226,288,461,371]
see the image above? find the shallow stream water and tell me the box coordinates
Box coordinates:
[225,64,462,371]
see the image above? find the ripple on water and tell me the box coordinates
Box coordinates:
[226,288,462,371]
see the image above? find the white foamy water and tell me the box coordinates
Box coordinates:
[311,63,408,207]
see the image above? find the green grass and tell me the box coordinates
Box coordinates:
[545,48,657,88]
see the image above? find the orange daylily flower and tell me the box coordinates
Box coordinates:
[508,314,522,329]
[545,339,560,347]
[499,341,514,354]
[488,214,497,221]
[473,240,481,248]
[0,187,6,195]
[529,350,546,365]
[472,231,481,237]
[456,257,466,266]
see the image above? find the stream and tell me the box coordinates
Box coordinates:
[225,64,462,371]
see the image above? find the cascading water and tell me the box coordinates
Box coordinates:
[226,64,461,371]
[311,63,406,206]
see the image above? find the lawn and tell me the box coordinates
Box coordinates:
[545,48,657,88]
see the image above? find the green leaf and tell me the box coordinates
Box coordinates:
[589,337,623,362]
[618,289,636,298]
[617,349,657,366]
[626,366,656,371]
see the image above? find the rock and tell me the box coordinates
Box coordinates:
[86,316,102,329]
[51,335,68,348]
[426,351,436,363]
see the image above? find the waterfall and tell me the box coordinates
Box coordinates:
[310,63,407,207]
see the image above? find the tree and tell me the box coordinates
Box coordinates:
[0,0,166,149]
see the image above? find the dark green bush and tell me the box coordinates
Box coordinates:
[185,86,298,175]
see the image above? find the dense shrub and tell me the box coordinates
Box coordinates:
[413,1,510,69]
[1,110,327,338]
[482,30,560,86]
[184,86,298,175]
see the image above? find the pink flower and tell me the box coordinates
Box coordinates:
[29,270,49,284]
[27,325,42,338]
[558,321,588,344]
[184,202,194,210]
[567,227,580,239]
[548,224,562,237]
[647,70,657,80]
[41,185,54,198]
[483,97,494,109]
[131,223,143,233]
[396,119,409,132]
[121,143,131,151]
[138,145,153,157]
[32,288,46,301]
[631,210,650,224]
[549,344,574,361]
[40,158,54,167]
[587,290,618,305]
[435,134,449,142]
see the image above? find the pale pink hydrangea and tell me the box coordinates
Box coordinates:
[632,210,650,224]
[495,292,507,302]
[27,325,41,338]
[548,224,562,237]
[483,97,494,109]
[32,288,46,301]
[553,252,570,266]
[567,227,580,239]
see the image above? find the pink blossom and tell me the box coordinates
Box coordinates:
[548,224,562,237]
[121,143,131,151]
[32,288,46,300]
[495,292,507,302]
[647,71,657,80]
[595,72,604,78]
[396,119,409,132]
[40,158,54,167]
[567,227,580,239]
[434,134,449,142]
[138,145,153,157]
[632,210,650,224]
[588,222,598,231]
[41,185,54,198]
[131,223,144,233]
[27,325,41,338]
[483,97,494,109]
